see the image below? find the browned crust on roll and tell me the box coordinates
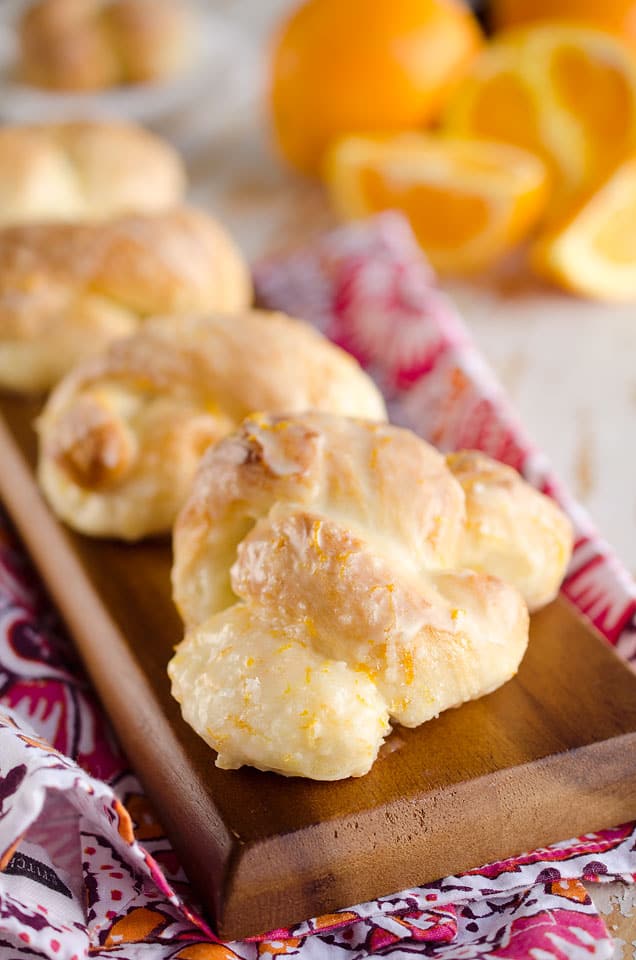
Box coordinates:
[36,314,387,539]
[0,207,252,392]
[19,0,190,91]
[0,121,186,226]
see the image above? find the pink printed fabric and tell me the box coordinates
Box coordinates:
[0,214,634,960]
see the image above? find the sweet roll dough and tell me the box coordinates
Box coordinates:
[447,451,574,611]
[36,314,388,539]
[19,0,191,91]
[0,207,251,393]
[169,412,572,780]
[0,121,185,226]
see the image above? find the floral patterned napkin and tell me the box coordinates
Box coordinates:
[1,213,635,960]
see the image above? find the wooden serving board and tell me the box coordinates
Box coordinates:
[2,394,636,941]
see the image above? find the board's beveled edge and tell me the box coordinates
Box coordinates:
[219,731,636,939]
[0,409,239,928]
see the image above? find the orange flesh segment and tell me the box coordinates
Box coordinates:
[552,45,634,163]
[469,72,545,158]
[444,25,636,214]
[359,166,492,248]
[591,191,636,262]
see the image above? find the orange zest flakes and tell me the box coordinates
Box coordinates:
[228,715,257,735]
[400,648,415,685]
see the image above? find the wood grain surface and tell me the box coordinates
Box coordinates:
[2,393,636,940]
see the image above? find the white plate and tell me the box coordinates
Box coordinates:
[0,1,258,136]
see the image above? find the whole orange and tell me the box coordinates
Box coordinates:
[269,0,483,176]
[492,0,636,49]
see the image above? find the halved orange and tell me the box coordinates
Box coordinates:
[324,133,549,274]
[491,0,636,51]
[532,154,636,300]
[443,24,636,218]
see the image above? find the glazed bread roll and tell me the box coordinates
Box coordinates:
[447,451,574,612]
[0,121,185,226]
[37,314,387,540]
[19,0,190,91]
[0,208,251,393]
[103,0,188,84]
[169,412,572,780]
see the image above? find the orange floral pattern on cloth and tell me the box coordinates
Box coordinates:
[0,213,635,960]
[125,794,164,842]
[175,944,243,960]
[103,907,173,947]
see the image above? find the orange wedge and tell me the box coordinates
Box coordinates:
[443,24,636,218]
[532,154,636,300]
[325,134,549,275]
